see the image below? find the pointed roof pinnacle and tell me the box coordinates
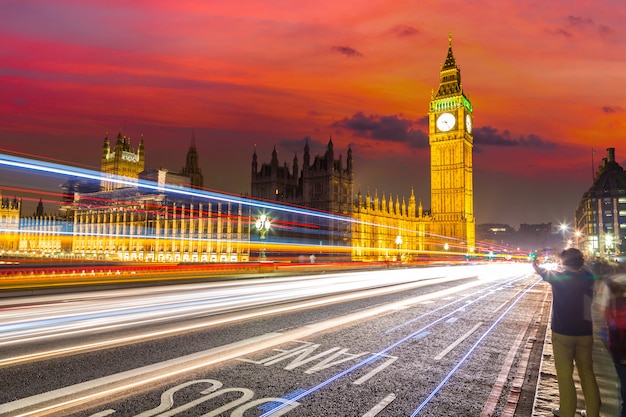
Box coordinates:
[442,34,457,71]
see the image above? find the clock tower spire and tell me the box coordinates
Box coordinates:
[428,33,475,253]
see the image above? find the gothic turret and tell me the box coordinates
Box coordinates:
[252,146,258,175]
[304,139,310,168]
[181,131,203,188]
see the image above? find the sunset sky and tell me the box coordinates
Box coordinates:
[0,0,624,227]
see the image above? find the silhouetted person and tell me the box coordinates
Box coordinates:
[534,248,600,417]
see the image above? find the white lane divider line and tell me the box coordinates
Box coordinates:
[433,322,482,360]
[362,393,396,417]
[88,410,116,417]
[353,355,398,385]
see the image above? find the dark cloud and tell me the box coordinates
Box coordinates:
[331,46,363,57]
[562,15,614,38]
[567,15,593,27]
[601,106,622,114]
[332,112,428,148]
[474,126,556,149]
[389,25,420,37]
[549,28,573,38]
[598,25,613,37]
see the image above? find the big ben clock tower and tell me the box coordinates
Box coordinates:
[429,33,475,252]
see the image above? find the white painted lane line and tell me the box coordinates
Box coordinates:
[88,410,115,417]
[362,393,396,417]
[433,322,483,360]
[353,355,398,385]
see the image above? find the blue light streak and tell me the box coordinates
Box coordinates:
[409,277,542,416]
[0,152,352,224]
[258,274,537,417]
[384,273,529,334]
[0,152,464,243]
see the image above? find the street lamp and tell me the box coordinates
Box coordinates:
[606,235,614,258]
[395,235,403,261]
[559,223,569,247]
[255,214,271,260]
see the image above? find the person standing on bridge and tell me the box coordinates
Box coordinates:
[533,248,600,417]
[596,269,626,417]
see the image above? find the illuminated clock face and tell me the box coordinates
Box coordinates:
[436,113,456,132]
[465,114,472,133]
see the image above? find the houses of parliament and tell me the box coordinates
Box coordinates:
[0,36,477,262]
[251,34,476,259]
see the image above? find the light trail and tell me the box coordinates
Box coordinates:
[0,265,518,366]
[256,266,534,416]
[0,152,350,222]
[408,276,543,416]
[2,265,530,417]
[0,151,522,259]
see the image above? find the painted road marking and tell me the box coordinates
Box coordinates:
[353,355,398,385]
[362,393,396,417]
[433,322,483,360]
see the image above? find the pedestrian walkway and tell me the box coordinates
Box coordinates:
[533,313,620,416]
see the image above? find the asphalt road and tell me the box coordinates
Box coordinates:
[0,263,548,416]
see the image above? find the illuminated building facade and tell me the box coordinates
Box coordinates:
[351,189,431,261]
[0,191,21,251]
[10,134,248,263]
[428,33,476,252]
[73,134,247,262]
[18,215,67,255]
[101,132,145,191]
[69,190,250,262]
[575,148,626,259]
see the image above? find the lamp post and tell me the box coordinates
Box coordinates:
[574,230,582,249]
[255,214,271,260]
[395,235,403,261]
[559,223,569,248]
[606,234,614,258]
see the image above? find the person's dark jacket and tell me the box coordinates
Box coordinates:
[534,261,595,336]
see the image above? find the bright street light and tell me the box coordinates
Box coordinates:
[255,214,271,239]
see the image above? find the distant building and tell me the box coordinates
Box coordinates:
[139,168,192,190]
[180,131,204,189]
[476,223,515,246]
[575,147,626,259]
[100,132,145,191]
